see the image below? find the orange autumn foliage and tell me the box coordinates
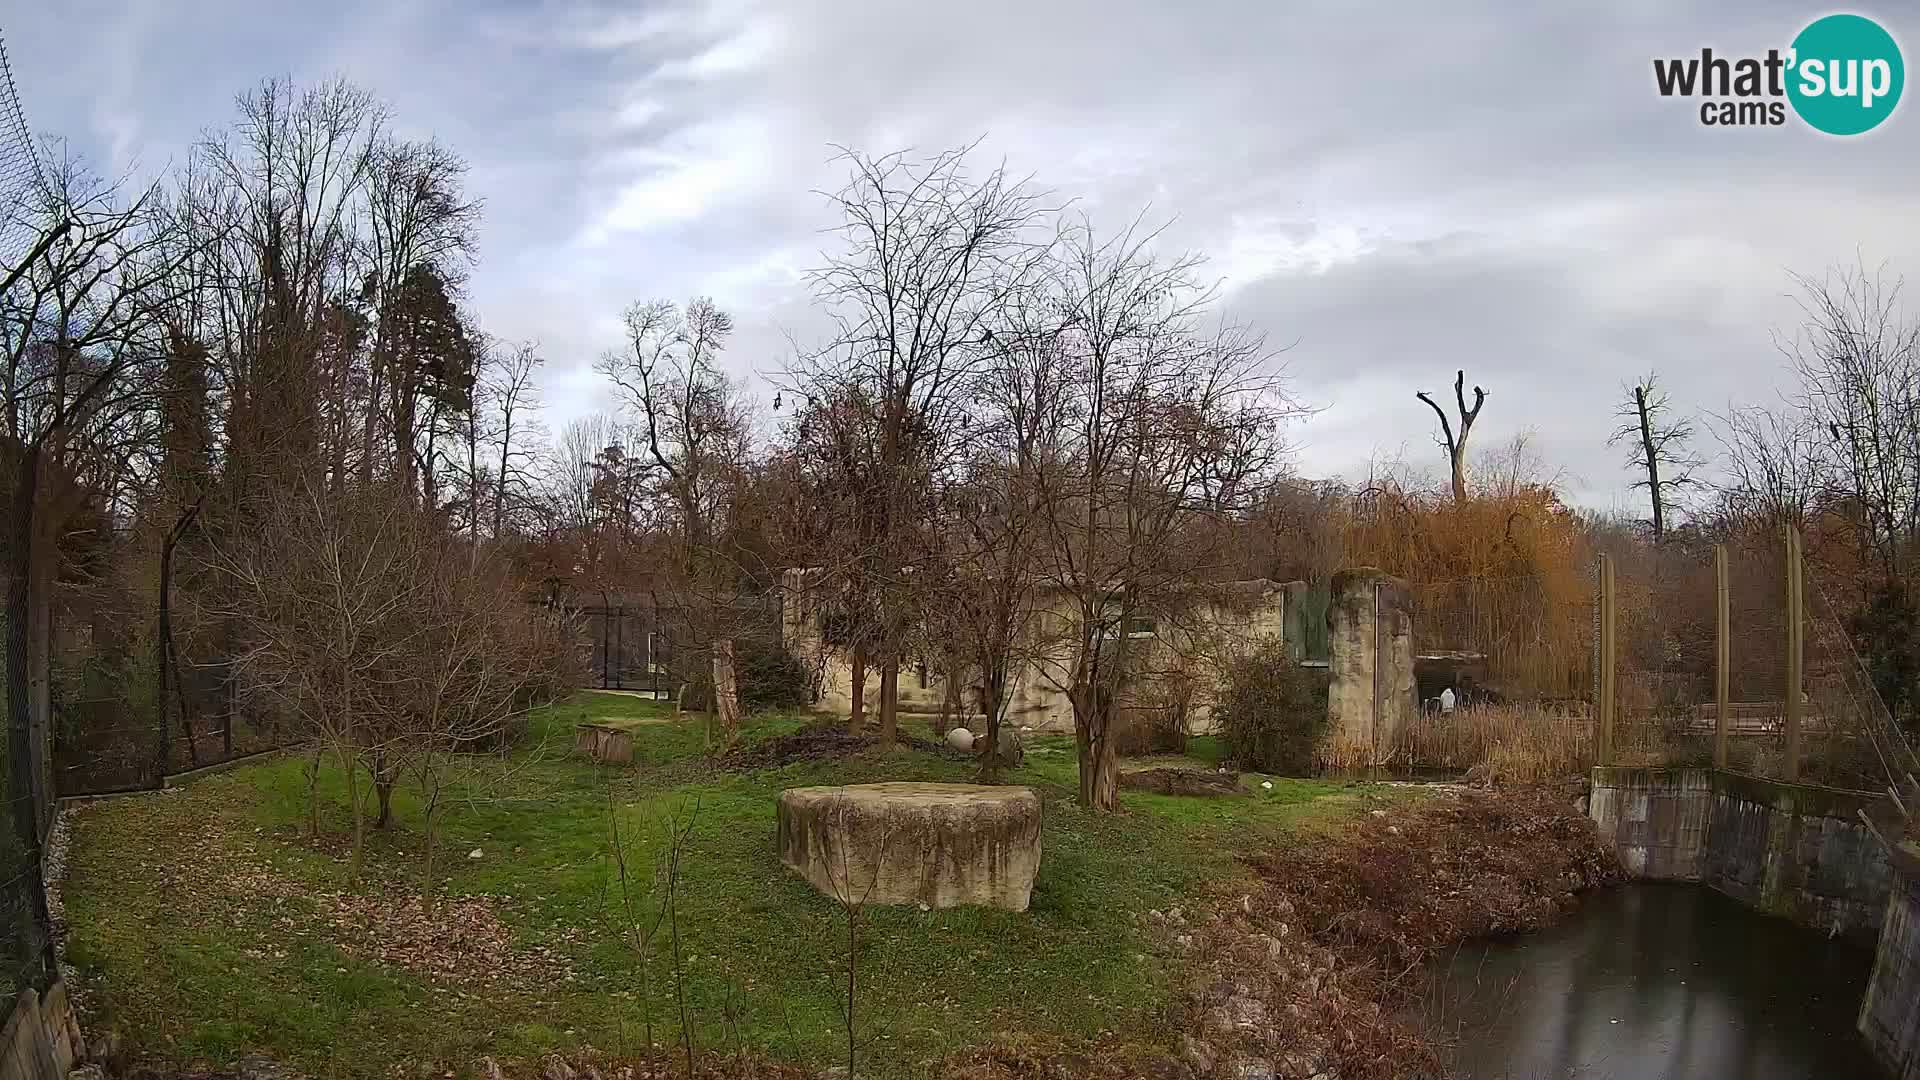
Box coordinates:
[1337,482,1594,699]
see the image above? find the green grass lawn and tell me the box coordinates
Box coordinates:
[61,692,1388,1079]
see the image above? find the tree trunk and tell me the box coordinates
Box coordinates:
[877,662,898,746]
[422,771,441,912]
[847,644,868,734]
[936,667,960,739]
[711,638,742,749]
[157,501,204,772]
[1073,684,1119,811]
[1635,386,1665,541]
[304,749,322,839]
[1449,447,1468,504]
[345,747,366,879]
[980,674,1004,784]
[374,751,396,830]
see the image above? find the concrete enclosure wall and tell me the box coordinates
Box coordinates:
[779,569,1295,735]
[1860,846,1920,1079]
[1587,766,1713,880]
[1323,568,1416,768]
[1589,766,1894,939]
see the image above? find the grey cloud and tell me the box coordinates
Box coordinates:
[8,0,1918,507]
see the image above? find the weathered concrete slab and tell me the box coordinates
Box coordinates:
[1859,843,1920,1078]
[1588,766,1712,881]
[1323,567,1416,769]
[1590,765,1895,938]
[776,782,1042,911]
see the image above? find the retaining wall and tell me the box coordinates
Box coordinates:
[1861,845,1920,1079]
[1588,765,1894,939]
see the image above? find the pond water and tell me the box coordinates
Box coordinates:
[1425,884,1884,1079]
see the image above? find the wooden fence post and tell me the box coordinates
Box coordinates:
[1598,554,1616,766]
[1785,524,1804,783]
[1715,543,1730,769]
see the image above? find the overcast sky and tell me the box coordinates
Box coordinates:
[8,1,1917,511]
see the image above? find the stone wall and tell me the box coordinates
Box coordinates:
[1703,770,1893,938]
[1860,844,1920,1079]
[1589,766,1894,938]
[779,569,1296,735]
[1587,766,1713,880]
[1323,568,1415,769]
[0,982,82,1080]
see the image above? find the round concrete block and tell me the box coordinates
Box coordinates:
[776,782,1042,911]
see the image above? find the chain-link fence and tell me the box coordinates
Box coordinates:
[1604,530,1914,790]
[1382,530,1917,792]
[0,26,58,1019]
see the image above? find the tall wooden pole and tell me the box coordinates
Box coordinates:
[1598,554,1617,766]
[1784,524,1805,783]
[1715,543,1731,769]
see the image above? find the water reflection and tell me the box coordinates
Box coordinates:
[1426,884,1882,1079]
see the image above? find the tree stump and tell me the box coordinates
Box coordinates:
[574,723,634,764]
[776,782,1042,911]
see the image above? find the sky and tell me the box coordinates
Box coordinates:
[8,0,1919,512]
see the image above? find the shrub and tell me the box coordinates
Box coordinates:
[1114,672,1195,757]
[737,637,810,713]
[679,636,810,715]
[1216,641,1328,775]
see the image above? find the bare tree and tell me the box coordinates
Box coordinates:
[210,481,439,877]
[595,297,755,746]
[1710,402,1822,530]
[454,336,545,566]
[2,155,189,833]
[1609,372,1701,541]
[923,290,1060,778]
[1416,369,1486,503]
[484,339,545,541]
[1779,262,1920,582]
[1023,218,1299,810]
[402,555,550,904]
[786,144,1054,744]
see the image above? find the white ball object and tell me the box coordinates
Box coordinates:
[946,727,976,751]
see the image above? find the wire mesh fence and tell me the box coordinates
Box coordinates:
[0,27,57,1020]
[1385,529,1917,792]
[0,30,47,269]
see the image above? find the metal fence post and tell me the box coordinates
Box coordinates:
[1785,523,1804,783]
[1598,554,1616,766]
[1715,543,1730,769]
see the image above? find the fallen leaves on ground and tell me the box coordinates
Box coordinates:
[134,825,579,993]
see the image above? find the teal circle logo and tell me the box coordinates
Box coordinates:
[1788,14,1904,135]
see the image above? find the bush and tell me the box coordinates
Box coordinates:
[1216,641,1328,775]
[679,636,810,715]
[1114,673,1195,757]
[737,637,810,713]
